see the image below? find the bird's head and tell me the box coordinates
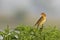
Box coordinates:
[41,12,46,17]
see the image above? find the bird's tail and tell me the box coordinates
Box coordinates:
[34,22,38,26]
[34,23,36,26]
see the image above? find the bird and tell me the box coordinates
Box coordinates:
[35,12,46,29]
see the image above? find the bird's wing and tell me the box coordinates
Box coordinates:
[35,16,43,25]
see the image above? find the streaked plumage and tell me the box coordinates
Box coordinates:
[35,12,46,28]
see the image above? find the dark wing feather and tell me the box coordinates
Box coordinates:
[35,16,44,26]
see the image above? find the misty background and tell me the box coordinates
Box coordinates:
[0,0,60,30]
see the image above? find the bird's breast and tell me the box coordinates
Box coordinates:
[40,17,46,26]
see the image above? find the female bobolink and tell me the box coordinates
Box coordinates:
[35,12,46,28]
